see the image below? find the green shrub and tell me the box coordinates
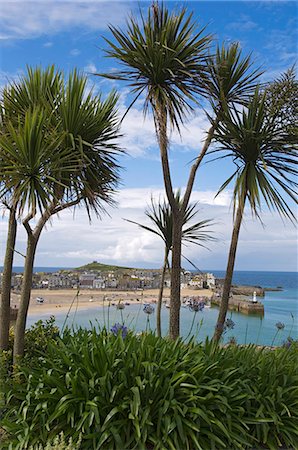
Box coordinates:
[0,317,59,375]
[1,328,298,449]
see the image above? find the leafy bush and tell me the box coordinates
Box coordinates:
[1,328,298,449]
[0,317,59,376]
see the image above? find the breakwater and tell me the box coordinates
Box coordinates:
[211,295,264,315]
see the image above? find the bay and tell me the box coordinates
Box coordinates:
[25,270,298,346]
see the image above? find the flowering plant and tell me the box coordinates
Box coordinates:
[188,300,205,313]
[224,318,235,331]
[143,304,155,315]
[110,323,128,339]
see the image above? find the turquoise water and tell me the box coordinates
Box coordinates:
[27,271,297,346]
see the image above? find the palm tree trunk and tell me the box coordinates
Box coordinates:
[12,209,49,364]
[155,107,218,340]
[213,197,246,343]
[13,199,81,364]
[182,120,218,211]
[156,248,169,337]
[169,212,182,339]
[0,207,17,351]
[155,102,182,340]
[13,233,38,364]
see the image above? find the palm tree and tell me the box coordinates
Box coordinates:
[0,66,64,351]
[125,192,215,337]
[100,3,262,338]
[212,89,297,342]
[0,107,78,359]
[0,67,122,362]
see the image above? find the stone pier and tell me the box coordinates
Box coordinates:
[211,295,264,315]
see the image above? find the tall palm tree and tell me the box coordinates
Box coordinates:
[0,67,122,362]
[125,192,215,337]
[100,4,211,339]
[212,89,297,342]
[100,3,263,338]
[0,66,64,351]
[0,107,79,358]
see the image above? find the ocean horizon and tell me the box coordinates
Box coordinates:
[3,266,298,277]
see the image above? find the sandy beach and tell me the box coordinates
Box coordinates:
[11,288,213,316]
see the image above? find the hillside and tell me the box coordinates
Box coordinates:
[76,261,134,272]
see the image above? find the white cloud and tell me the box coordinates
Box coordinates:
[1,187,296,271]
[70,48,81,57]
[0,68,24,92]
[227,15,259,32]
[0,1,131,40]
[116,88,211,159]
[84,63,97,74]
[43,41,53,48]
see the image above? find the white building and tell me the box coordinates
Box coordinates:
[93,278,105,289]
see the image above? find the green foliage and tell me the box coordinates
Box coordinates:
[1,329,298,449]
[0,317,60,374]
[126,192,215,253]
[206,42,262,109]
[264,67,298,136]
[0,66,122,217]
[76,262,133,272]
[101,3,212,129]
[213,88,298,222]
[125,192,215,270]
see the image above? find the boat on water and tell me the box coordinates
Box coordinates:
[36,297,44,304]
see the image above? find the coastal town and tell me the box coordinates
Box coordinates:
[1,261,268,318]
[1,262,218,292]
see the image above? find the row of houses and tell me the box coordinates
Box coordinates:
[0,269,216,291]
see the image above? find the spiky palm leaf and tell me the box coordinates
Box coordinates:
[213,88,297,221]
[100,4,212,130]
[206,43,263,111]
[0,108,76,215]
[125,192,215,255]
[0,67,122,218]
[58,70,122,216]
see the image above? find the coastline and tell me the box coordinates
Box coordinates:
[11,288,213,316]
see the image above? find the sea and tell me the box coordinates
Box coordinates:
[7,268,298,346]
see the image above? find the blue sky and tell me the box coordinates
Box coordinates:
[0,1,297,271]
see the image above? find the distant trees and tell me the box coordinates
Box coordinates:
[0,67,122,361]
[125,193,215,337]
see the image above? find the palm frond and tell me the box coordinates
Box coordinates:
[0,66,123,220]
[207,42,263,110]
[213,88,298,222]
[99,3,212,131]
[124,191,216,256]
